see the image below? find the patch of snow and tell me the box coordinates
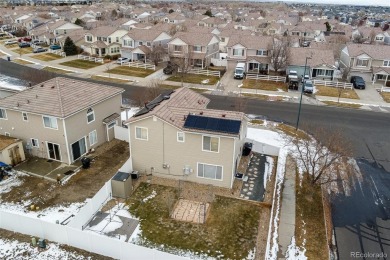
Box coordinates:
[0,171,27,194]
[88,215,124,233]
[285,237,307,260]
[60,168,81,185]
[0,238,90,259]
[264,156,274,190]
[246,248,256,260]
[142,190,157,203]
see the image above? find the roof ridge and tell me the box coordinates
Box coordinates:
[56,78,65,118]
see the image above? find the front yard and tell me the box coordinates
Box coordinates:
[42,66,73,74]
[380,91,390,103]
[12,47,33,55]
[59,59,103,69]
[315,85,359,99]
[243,79,288,92]
[167,73,219,85]
[91,75,132,84]
[106,66,155,78]
[2,140,129,210]
[33,53,63,61]
[128,183,261,259]
[13,58,33,65]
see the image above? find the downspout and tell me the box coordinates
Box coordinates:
[62,119,71,165]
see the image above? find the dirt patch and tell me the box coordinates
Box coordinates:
[243,79,288,92]
[1,140,129,210]
[380,92,390,103]
[0,228,112,259]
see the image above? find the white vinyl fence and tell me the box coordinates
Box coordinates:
[0,179,185,260]
[380,86,390,92]
[49,49,66,57]
[77,54,103,63]
[114,125,129,142]
[178,68,221,78]
[122,61,156,70]
[210,58,227,67]
[313,79,353,89]
[246,74,286,82]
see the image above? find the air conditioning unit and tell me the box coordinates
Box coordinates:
[162,163,170,169]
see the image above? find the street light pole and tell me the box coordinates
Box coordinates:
[295,56,311,131]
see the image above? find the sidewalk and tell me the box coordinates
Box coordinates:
[277,156,296,258]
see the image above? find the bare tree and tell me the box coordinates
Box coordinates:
[328,34,348,60]
[132,79,164,106]
[369,30,376,44]
[353,31,365,43]
[148,46,167,66]
[269,36,290,74]
[288,126,353,185]
[171,45,194,87]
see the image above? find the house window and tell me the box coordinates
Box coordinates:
[31,138,39,148]
[22,112,28,121]
[86,35,92,42]
[43,116,58,129]
[116,37,119,42]
[221,37,225,42]
[377,74,386,80]
[124,40,133,47]
[0,108,7,119]
[174,45,182,52]
[146,41,151,47]
[177,132,185,142]
[64,29,67,34]
[315,69,333,77]
[89,130,97,146]
[139,41,143,46]
[193,45,201,52]
[102,37,107,42]
[383,60,390,67]
[108,37,111,44]
[203,136,219,152]
[197,163,222,180]
[291,31,299,36]
[356,59,369,67]
[233,48,244,56]
[375,36,384,41]
[256,49,268,56]
[87,108,95,123]
[97,36,102,41]
[135,126,148,140]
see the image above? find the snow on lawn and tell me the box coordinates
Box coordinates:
[0,238,91,260]
[285,237,307,260]
[142,190,157,203]
[0,171,27,194]
[264,156,274,190]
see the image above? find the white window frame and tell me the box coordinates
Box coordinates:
[42,116,58,130]
[256,49,268,56]
[22,112,28,121]
[146,41,151,47]
[356,59,369,67]
[316,69,333,77]
[233,48,244,56]
[31,138,39,148]
[87,108,95,124]
[86,35,92,42]
[174,45,182,52]
[202,135,220,153]
[89,130,98,146]
[383,60,390,67]
[193,45,202,52]
[197,162,223,180]
[135,126,148,140]
[177,132,185,142]
[0,108,7,120]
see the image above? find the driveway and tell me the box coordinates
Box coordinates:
[220,67,243,93]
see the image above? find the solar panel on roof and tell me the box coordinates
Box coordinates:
[183,115,241,135]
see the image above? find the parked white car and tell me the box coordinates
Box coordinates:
[116,57,129,64]
[4,40,18,45]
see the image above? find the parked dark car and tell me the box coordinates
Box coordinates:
[33,47,47,53]
[163,61,178,75]
[18,37,31,42]
[350,76,366,89]
[49,45,61,50]
[18,42,30,48]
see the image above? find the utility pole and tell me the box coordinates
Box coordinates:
[295,56,311,131]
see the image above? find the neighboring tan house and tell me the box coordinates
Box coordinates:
[0,77,124,165]
[0,135,25,166]
[120,28,171,62]
[226,34,273,73]
[287,47,336,80]
[126,88,247,189]
[340,43,390,84]
[167,31,220,68]
[84,26,128,56]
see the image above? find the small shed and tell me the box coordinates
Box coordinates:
[111,171,132,199]
[0,135,25,166]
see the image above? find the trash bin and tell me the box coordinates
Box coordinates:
[81,157,91,169]
[38,238,46,249]
[242,142,253,156]
[7,56,11,61]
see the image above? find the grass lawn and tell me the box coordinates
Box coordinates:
[33,53,63,61]
[380,92,390,103]
[4,43,18,48]
[322,100,362,109]
[59,59,103,69]
[12,47,33,55]
[276,123,310,140]
[295,173,328,259]
[13,59,33,65]
[250,119,265,125]
[91,75,131,84]
[42,66,72,74]
[242,93,284,101]
[106,66,155,78]
[243,79,288,92]
[315,85,359,99]
[128,183,260,259]
[159,84,180,90]
[167,74,219,85]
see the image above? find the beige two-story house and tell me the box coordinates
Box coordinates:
[167,31,220,68]
[0,77,124,164]
[84,26,128,57]
[126,88,247,189]
[340,43,390,85]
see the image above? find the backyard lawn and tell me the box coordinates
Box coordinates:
[315,85,359,99]
[167,74,219,85]
[59,59,103,69]
[106,66,155,78]
[128,183,260,259]
[33,53,63,61]
[243,79,288,91]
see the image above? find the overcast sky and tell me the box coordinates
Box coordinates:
[281,0,390,7]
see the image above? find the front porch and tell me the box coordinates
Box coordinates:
[373,68,390,87]
[246,57,270,75]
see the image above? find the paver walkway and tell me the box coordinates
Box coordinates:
[240,152,267,201]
